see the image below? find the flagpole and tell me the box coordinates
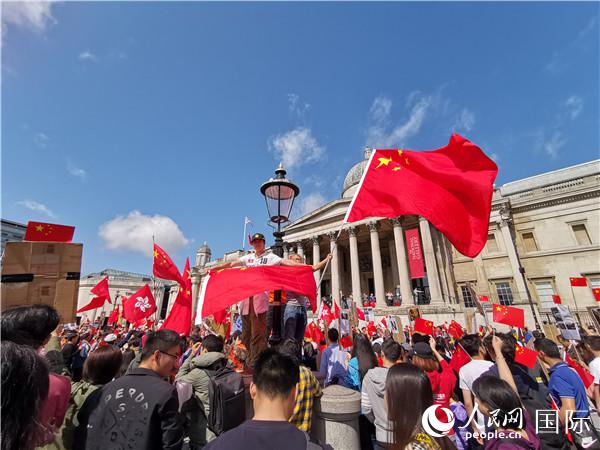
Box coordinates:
[570,285,584,326]
[242,218,247,251]
[152,235,158,327]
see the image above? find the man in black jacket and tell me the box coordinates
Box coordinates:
[85,329,184,450]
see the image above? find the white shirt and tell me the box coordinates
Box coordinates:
[590,357,600,384]
[238,251,283,315]
[459,359,494,429]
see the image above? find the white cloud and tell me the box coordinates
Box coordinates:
[99,210,189,257]
[17,200,57,218]
[564,95,583,120]
[78,50,97,62]
[269,127,324,169]
[287,93,311,120]
[2,1,56,37]
[452,108,476,132]
[297,192,327,217]
[33,132,49,148]
[366,94,431,148]
[67,161,86,180]
[535,130,566,159]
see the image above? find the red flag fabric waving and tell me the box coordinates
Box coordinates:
[319,303,333,325]
[492,304,525,329]
[161,258,193,335]
[479,295,489,302]
[552,295,562,305]
[153,243,185,286]
[200,265,317,318]
[514,345,538,369]
[77,295,108,313]
[565,354,594,388]
[123,284,156,323]
[77,276,112,313]
[448,320,464,339]
[305,321,324,343]
[24,221,75,242]
[344,134,498,258]
[356,307,365,321]
[592,288,600,302]
[570,277,588,287]
[333,302,340,319]
[414,317,434,335]
[340,335,352,349]
[107,306,120,325]
[450,345,471,373]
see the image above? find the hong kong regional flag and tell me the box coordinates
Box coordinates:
[123,284,156,323]
[344,134,498,258]
[24,221,75,242]
[153,243,185,286]
[493,304,525,329]
[161,258,193,335]
[197,265,317,320]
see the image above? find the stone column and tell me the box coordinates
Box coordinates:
[433,229,451,303]
[297,242,305,259]
[368,221,386,308]
[347,226,362,305]
[498,220,528,302]
[329,232,341,304]
[311,385,361,450]
[392,218,414,306]
[419,217,443,303]
[283,244,289,259]
[312,236,321,293]
[191,274,201,318]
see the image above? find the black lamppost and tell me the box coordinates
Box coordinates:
[499,206,541,330]
[260,163,300,345]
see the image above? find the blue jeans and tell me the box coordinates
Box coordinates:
[283,305,307,342]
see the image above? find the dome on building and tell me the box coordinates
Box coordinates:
[342,147,373,198]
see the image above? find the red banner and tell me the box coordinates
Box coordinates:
[405,228,424,279]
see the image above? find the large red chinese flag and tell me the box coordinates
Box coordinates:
[344,134,498,258]
[153,243,185,286]
[198,265,317,318]
[123,284,156,323]
[450,345,471,373]
[24,221,75,242]
[448,320,464,339]
[414,317,434,335]
[161,258,193,335]
[514,345,538,369]
[570,277,588,287]
[492,304,525,329]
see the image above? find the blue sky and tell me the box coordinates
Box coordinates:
[3,1,598,276]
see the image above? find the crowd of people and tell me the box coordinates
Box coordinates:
[4,300,600,450]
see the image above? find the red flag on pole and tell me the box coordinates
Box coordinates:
[356,307,365,321]
[24,221,75,242]
[570,277,588,287]
[448,320,465,339]
[77,296,108,313]
[414,317,434,335]
[344,134,498,258]
[199,265,317,318]
[123,284,156,323]
[514,345,538,369]
[107,305,120,325]
[161,258,193,335]
[479,295,489,302]
[492,304,525,329]
[319,303,333,325]
[153,243,185,286]
[450,345,471,373]
[333,302,340,320]
[76,276,112,313]
[552,295,562,304]
[592,288,600,302]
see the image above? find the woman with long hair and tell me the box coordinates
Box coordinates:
[471,336,540,450]
[411,338,456,410]
[345,332,378,390]
[1,340,50,450]
[385,363,455,450]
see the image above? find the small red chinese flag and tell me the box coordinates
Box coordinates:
[340,335,353,349]
[344,134,498,258]
[552,295,562,304]
[450,345,471,373]
[479,295,489,302]
[565,354,595,388]
[492,304,525,329]
[161,258,193,335]
[448,320,465,339]
[356,307,365,321]
[514,345,538,369]
[319,304,333,325]
[153,243,185,286]
[123,284,156,323]
[367,321,377,337]
[24,221,75,242]
[414,317,434,335]
[333,302,340,320]
[592,288,600,302]
[570,277,588,287]
[107,305,120,325]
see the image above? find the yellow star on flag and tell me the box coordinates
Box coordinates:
[153,250,159,258]
[397,149,404,156]
[392,166,401,172]
[375,156,393,169]
[36,225,44,232]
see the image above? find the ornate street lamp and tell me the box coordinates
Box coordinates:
[260,163,300,345]
[499,206,541,330]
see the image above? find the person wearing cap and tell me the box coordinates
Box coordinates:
[208,232,302,368]
[411,338,456,411]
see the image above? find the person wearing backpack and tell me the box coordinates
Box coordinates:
[176,333,245,449]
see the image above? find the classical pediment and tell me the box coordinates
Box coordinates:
[285,198,351,234]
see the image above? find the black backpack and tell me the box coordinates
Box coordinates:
[204,366,246,435]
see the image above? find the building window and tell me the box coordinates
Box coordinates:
[572,224,591,246]
[460,285,475,308]
[495,282,514,305]
[521,232,538,252]
[590,277,600,289]
[533,280,555,310]
[486,234,499,253]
